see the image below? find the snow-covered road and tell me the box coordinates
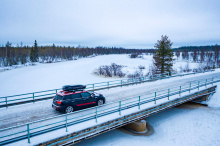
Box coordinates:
[0,71,219,129]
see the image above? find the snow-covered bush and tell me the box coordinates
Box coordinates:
[193,61,214,73]
[182,61,192,72]
[138,65,145,70]
[127,70,144,79]
[129,53,139,58]
[94,63,125,77]
[129,53,143,58]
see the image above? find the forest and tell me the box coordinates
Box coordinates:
[0,41,154,67]
[0,40,219,67]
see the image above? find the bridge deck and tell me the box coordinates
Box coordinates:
[6,84,216,146]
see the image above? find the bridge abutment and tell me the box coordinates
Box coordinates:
[125,119,147,133]
[193,94,211,103]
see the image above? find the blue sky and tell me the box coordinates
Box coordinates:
[0,0,220,48]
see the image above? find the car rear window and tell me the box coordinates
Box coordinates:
[55,94,63,100]
[63,95,71,100]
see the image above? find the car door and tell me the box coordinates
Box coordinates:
[80,92,97,108]
[71,93,84,109]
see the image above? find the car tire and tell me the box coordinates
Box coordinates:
[97,99,104,106]
[65,106,74,113]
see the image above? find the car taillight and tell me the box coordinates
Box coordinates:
[57,101,61,104]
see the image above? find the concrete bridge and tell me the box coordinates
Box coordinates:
[39,85,216,146]
[0,76,218,146]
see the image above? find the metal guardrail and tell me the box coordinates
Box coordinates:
[0,70,215,108]
[49,86,217,146]
[0,76,219,145]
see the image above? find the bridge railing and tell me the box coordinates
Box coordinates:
[0,76,219,145]
[0,69,215,108]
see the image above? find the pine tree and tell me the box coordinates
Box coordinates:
[153,35,174,75]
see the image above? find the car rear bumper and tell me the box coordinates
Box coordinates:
[52,104,65,112]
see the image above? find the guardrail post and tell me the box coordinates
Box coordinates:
[198,81,200,90]
[168,89,170,100]
[168,72,169,77]
[107,82,109,88]
[154,92,156,104]
[93,84,94,90]
[95,107,98,123]
[121,80,122,86]
[189,83,191,93]
[212,77,214,85]
[5,97,8,107]
[33,93,35,101]
[56,89,57,93]
[65,114,68,132]
[27,124,30,143]
[179,86,181,96]
[205,79,207,87]
[119,101,121,115]
[138,96,140,109]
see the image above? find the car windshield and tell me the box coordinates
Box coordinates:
[54,94,63,100]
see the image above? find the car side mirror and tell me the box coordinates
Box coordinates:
[90,95,94,98]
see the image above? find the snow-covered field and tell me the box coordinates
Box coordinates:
[0,54,219,146]
[0,54,199,97]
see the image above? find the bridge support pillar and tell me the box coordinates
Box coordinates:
[124,119,147,133]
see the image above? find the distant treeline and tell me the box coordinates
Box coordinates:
[0,41,155,67]
[0,40,219,67]
[173,45,220,52]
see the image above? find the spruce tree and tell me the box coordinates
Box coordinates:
[153,35,174,75]
[30,47,35,63]
[30,40,39,62]
[34,40,38,62]
[5,41,12,66]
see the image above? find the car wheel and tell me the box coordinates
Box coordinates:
[97,99,104,106]
[65,106,74,113]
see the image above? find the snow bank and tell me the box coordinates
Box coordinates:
[207,83,220,109]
